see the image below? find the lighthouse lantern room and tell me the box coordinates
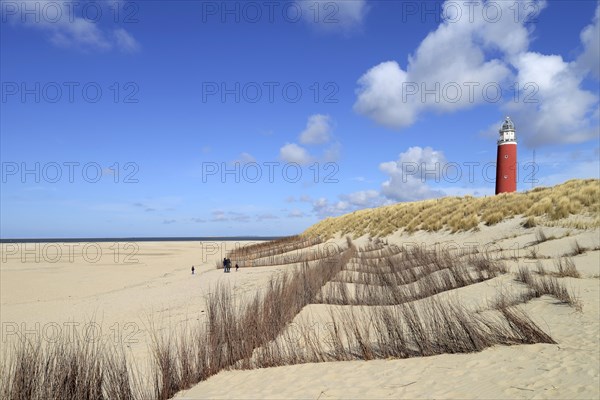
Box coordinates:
[495,117,517,194]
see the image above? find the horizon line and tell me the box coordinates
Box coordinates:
[0,236,289,244]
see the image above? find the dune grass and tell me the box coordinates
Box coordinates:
[0,337,148,400]
[321,247,507,306]
[515,266,582,311]
[303,179,599,239]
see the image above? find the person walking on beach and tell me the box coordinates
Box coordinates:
[223,258,228,273]
[191,265,195,275]
[235,263,239,272]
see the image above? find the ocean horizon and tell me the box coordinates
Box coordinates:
[0,236,286,244]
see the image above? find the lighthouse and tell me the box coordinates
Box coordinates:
[495,116,517,194]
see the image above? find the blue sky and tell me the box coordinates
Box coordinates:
[1,0,599,238]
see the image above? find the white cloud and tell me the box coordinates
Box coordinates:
[355,0,599,148]
[211,210,228,222]
[309,146,448,217]
[322,142,341,163]
[279,143,314,165]
[278,115,340,165]
[287,209,307,218]
[312,197,351,218]
[340,190,384,207]
[229,211,251,223]
[113,28,141,53]
[257,213,279,221]
[503,52,598,147]
[380,146,446,181]
[296,0,369,33]
[576,4,600,80]
[234,152,257,164]
[353,0,535,128]
[310,189,392,218]
[4,0,139,53]
[299,114,333,145]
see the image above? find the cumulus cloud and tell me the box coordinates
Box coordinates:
[380,146,446,181]
[296,0,369,33]
[306,188,390,218]
[379,147,447,202]
[279,114,340,165]
[502,52,599,147]
[279,143,314,165]
[311,197,351,218]
[299,114,333,145]
[339,190,383,208]
[4,0,140,52]
[354,0,598,147]
[576,4,600,79]
[354,0,532,128]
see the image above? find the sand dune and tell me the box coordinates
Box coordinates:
[1,181,599,399]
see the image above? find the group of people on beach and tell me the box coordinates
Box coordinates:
[190,258,239,275]
[223,258,239,273]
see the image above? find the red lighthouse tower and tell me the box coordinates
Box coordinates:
[495,117,517,194]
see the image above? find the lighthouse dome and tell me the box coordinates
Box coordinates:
[501,117,515,131]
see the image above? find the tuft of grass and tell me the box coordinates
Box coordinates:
[0,336,145,400]
[483,211,504,226]
[554,257,580,278]
[515,266,582,311]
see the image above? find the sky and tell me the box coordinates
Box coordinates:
[1,0,599,238]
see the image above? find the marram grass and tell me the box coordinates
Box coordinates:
[303,179,600,239]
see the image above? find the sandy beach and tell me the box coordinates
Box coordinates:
[2,213,598,399]
[0,240,270,375]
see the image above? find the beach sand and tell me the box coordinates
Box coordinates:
[1,218,599,399]
[0,240,273,374]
